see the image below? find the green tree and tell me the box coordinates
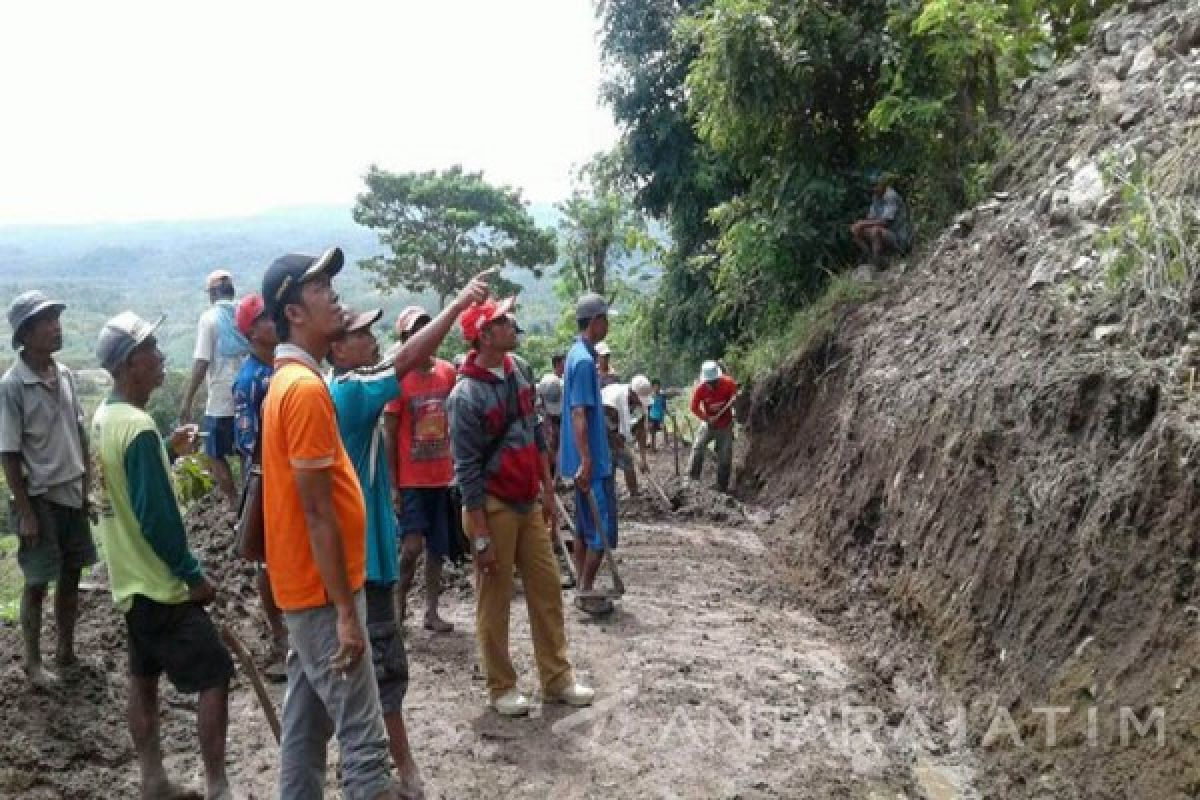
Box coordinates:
[556,151,659,297]
[353,165,557,308]
[596,0,738,370]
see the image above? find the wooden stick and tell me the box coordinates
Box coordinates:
[219,625,281,744]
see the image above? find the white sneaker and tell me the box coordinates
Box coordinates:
[490,690,531,717]
[544,682,595,708]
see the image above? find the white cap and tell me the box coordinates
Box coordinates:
[700,360,721,382]
[595,342,612,357]
[96,311,164,373]
[630,374,653,403]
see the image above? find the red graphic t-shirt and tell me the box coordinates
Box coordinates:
[385,359,457,488]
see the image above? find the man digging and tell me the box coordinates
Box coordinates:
[91,311,235,800]
[447,297,594,716]
[1,290,98,690]
[689,360,738,493]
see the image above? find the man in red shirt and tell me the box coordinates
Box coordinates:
[688,360,738,492]
[384,307,458,633]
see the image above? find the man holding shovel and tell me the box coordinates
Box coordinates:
[91,311,235,800]
[560,293,619,598]
[688,360,738,493]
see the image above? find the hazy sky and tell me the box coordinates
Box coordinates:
[0,1,618,225]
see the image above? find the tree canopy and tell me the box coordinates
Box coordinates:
[353,165,557,308]
[594,0,1118,381]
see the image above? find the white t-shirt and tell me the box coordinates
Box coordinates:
[193,303,244,418]
[602,383,642,444]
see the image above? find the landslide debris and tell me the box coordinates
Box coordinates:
[740,2,1200,797]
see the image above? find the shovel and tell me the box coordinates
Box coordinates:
[550,493,580,588]
[584,488,625,597]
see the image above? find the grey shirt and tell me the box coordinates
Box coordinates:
[868,187,912,250]
[0,357,87,508]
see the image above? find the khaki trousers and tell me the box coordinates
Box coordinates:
[466,495,573,698]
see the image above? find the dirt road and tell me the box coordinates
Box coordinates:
[1,466,985,799]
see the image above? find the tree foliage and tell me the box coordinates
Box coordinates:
[556,151,659,297]
[595,0,1117,379]
[353,165,557,308]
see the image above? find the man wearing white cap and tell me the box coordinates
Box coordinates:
[91,311,236,800]
[601,375,654,496]
[594,341,619,388]
[180,269,248,507]
[0,290,97,689]
[384,305,459,634]
[689,361,738,492]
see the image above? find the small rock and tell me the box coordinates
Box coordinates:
[1055,61,1085,85]
[1092,323,1124,342]
[1028,259,1060,289]
[1069,163,1106,216]
[1103,25,1123,55]
[1035,190,1053,215]
[1118,105,1146,129]
[1071,255,1096,274]
[1128,44,1157,77]
[1176,13,1200,54]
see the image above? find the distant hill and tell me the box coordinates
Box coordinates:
[0,203,576,368]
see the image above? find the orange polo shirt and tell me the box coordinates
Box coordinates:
[262,358,367,611]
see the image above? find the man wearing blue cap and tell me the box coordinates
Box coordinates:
[0,290,97,690]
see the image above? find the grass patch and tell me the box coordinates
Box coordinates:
[726,274,881,382]
[0,536,20,621]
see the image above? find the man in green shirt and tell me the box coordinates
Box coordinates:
[91,311,235,800]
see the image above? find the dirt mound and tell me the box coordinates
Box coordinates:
[0,494,276,798]
[739,3,1200,797]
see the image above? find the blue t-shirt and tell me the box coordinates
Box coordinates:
[648,393,667,422]
[558,337,612,480]
[328,371,401,585]
[232,353,274,462]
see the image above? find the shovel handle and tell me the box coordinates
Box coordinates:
[584,488,625,595]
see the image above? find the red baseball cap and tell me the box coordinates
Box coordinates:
[235,294,266,336]
[460,297,516,342]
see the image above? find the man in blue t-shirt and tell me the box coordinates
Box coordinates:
[558,292,617,595]
[230,293,287,679]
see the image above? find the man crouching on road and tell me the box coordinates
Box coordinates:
[447,297,595,717]
[260,248,420,800]
[91,312,235,800]
[326,273,489,798]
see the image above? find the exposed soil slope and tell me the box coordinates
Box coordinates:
[740,3,1200,797]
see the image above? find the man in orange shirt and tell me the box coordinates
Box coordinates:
[383,306,458,633]
[688,360,738,493]
[261,248,485,800]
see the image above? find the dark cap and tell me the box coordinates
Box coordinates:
[7,290,66,349]
[262,247,345,316]
[575,292,609,323]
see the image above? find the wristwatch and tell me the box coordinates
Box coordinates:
[474,536,492,554]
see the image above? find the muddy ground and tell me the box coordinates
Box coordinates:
[0,449,996,799]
